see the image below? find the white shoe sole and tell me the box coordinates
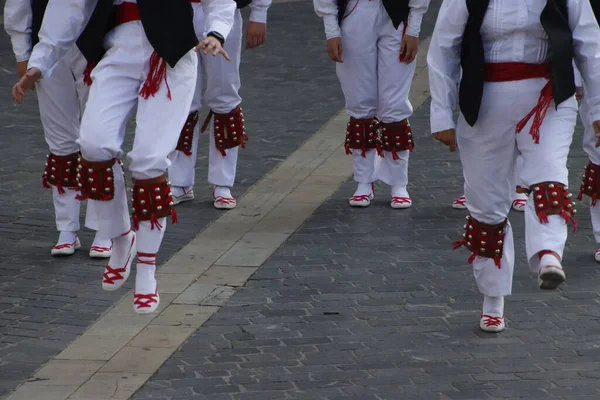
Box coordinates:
[51,240,81,256]
[452,204,467,210]
[214,201,237,210]
[538,265,566,290]
[89,249,112,259]
[391,201,412,209]
[134,293,160,314]
[172,193,194,205]
[102,235,136,292]
[595,252,600,263]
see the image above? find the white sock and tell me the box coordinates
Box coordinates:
[57,231,77,245]
[214,186,232,198]
[91,233,112,249]
[482,296,504,316]
[539,253,561,269]
[353,183,373,196]
[391,186,409,198]
[171,186,192,197]
[109,230,134,266]
[136,253,157,294]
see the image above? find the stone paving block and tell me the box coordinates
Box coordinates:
[174,283,221,305]
[128,325,196,349]
[150,305,218,328]
[100,347,174,374]
[55,335,132,361]
[154,273,198,294]
[67,373,152,400]
[215,232,290,267]
[197,266,259,287]
[28,360,103,387]
[4,384,79,400]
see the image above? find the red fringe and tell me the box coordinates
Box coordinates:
[139,51,171,100]
[76,193,88,201]
[56,185,66,195]
[150,215,163,231]
[467,253,477,264]
[592,194,597,207]
[171,207,178,225]
[132,214,139,231]
[561,210,578,232]
[577,190,584,201]
[42,176,50,189]
[344,145,352,155]
[83,63,96,86]
[516,81,552,144]
[391,149,399,161]
[452,240,466,250]
[537,210,549,224]
[494,256,502,269]
[182,149,192,157]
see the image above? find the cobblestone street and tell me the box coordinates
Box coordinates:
[3,0,600,399]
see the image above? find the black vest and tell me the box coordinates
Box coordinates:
[592,0,600,22]
[459,0,575,127]
[336,0,409,30]
[76,0,198,68]
[235,0,252,8]
[31,0,49,46]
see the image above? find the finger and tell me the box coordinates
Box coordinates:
[221,49,231,61]
[449,140,457,152]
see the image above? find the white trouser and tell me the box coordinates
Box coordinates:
[36,46,99,232]
[580,91,600,243]
[337,0,415,188]
[458,78,577,297]
[168,6,243,189]
[79,21,197,243]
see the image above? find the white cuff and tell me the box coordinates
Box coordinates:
[205,21,233,41]
[406,12,423,37]
[15,52,31,63]
[249,8,268,23]
[430,110,456,134]
[323,14,340,40]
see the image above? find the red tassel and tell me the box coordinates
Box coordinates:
[42,176,50,189]
[376,146,383,158]
[467,253,477,264]
[494,256,502,269]
[133,214,139,231]
[560,210,578,232]
[577,190,584,201]
[76,194,87,201]
[56,185,66,195]
[139,52,171,100]
[344,145,352,155]
[452,240,466,250]
[171,207,178,225]
[516,81,552,144]
[150,215,163,231]
[592,194,597,207]
[537,210,549,224]
[219,148,227,157]
[391,149,400,161]
[83,63,96,86]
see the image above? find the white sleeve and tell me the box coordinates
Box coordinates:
[573,60,582,87]
[249,0,272,24]
[202,0,237,40]
[406,0,430,38]
[27,0,97,77]
[4,0,33,62]
[570,0,600,122]
[427,0,468,133]
[313,0,339,40]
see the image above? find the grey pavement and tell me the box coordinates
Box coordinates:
[133,30,600,400]
[0,1,353,397]
[133,109,600,400]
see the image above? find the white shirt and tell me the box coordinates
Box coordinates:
[28,0,236,77]
[4,0,33,62]
[313,0,430,40]
[428,0,600,133]
[249,0,272,24]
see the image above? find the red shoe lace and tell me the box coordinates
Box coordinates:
[134,291,158,309]
[392,196,411,204]
[214,196,236,204]
[91,245,112,252]
[103,265,127,285]
[350,194,371,202]
[512,199,527,208]
[481,314,504,327]
[453,196,467,206]
[53,241,77,250]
